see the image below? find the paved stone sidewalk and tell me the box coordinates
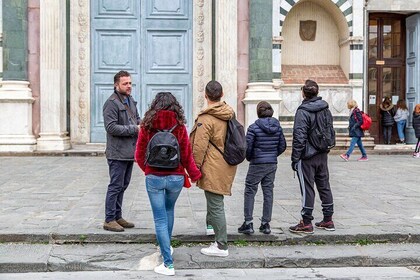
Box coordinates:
[0,155,419,243]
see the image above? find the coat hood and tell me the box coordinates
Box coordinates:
[255,117,280,134]
[199,101,234,121]
[152,110,178,131]
[380,103,394,111]
[298,96,329,113]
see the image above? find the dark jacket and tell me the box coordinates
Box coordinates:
[413,112,420,138]
[103,91,141,160]
[379,104,395,127]
[246,117,287,165]
[135,110,201,181]
[291,96,330,162]
[349,107,364,138]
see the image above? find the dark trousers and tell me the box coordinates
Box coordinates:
[416,138,420,153]
[383,125,392,144]
[105,159,134,223]
[244,163,277,224]
[296,153,333,222]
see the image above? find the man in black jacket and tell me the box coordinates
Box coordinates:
[289,79,335,234]
[102,70,141,232]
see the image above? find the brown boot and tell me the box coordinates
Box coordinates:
[103,220,124,232]
[116,218,135,228]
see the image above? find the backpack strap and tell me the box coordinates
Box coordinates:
[157,124,178,133]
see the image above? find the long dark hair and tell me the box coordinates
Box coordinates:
[142,92,186,131]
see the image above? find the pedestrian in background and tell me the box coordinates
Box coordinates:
[135,92,201,276]
[340,99,368,162]
[394,99,410,144]
[103,70,140,232]
[190,80,237,257]
[238,101,286,235]
[412,104,420,158]
[379,96,395,144]
[289,79,335,234]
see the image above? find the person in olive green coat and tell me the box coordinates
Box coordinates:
[190,80,237,257]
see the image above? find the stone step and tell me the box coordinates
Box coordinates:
[1,243,419,273]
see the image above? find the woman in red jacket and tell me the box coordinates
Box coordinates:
[135,92,201,276]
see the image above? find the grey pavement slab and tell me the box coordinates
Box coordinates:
[1,267,420,280]
[1,243,420,273]
[0,155,419,244]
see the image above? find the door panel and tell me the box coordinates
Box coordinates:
[141,0,192,128]
[90,1,140,143]
[90,0,192,142]
[406,14,420,143]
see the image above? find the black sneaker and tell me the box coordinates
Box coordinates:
[315,220,335,231]
[238,222,254,234]
[259,223,271,234]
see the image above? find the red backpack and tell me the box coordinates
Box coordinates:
[354,109,372,131]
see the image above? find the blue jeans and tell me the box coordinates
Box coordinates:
[396,120,406,141]
[105,160,134,223]
[346,137,367,158]
[146,174,184,266]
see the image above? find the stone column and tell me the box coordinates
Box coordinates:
[215,0,237,113]
[237,0,249,125]
[244,0,281,128]
[37,0,70,150]
[0,0,37,152]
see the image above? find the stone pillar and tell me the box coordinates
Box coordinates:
[244,1,280,128]
[237,0,249,125]
[37,0,70,150]
[0,0,37,152]
[215,0,237,113]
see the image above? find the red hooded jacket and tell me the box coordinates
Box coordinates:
[135,110,201,182]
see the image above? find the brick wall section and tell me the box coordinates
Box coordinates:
[282,65,348,84]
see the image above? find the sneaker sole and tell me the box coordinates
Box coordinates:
[315,226,336,231]
[238,230,254,235]
[200,250,229,257]
[288,228,314,234]
[259,229,271,234]
[340,156,348,162]
[103,226,124,232]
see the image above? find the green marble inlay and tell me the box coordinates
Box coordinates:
[250,0,272,82]
[2,0,28,80]
[343,6,352,17]
[285,0,296,8]
[336,0,347,8]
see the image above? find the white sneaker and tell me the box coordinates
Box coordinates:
[200,242,229,257]
[206,225,215,235]
[154,263,175,276]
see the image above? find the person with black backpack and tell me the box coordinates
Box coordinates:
[135,92,201,276]
[190,80,239,257]
[290,79,335,234]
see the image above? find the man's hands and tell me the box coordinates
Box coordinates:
[291,161,299,172]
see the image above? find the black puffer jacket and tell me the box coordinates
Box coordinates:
[413,112,420,138]
[379,104,395,127]
[246,117,287,164]
[291,96,329,162]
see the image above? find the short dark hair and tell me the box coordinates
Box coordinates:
[205,80,223,102]
[114,70,131,85]
[301,79,319,99]
[257,101,274,118]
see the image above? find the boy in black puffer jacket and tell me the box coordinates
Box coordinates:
[238,101,286,235]
[413,104,420,158]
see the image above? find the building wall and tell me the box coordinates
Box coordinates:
[366,0,420,11]
[282,1,340,65]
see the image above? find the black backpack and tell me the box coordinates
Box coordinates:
[145,125,180,169]
[210,117,246,165]
[307,108,336,152]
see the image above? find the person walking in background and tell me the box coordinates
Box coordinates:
[394,99,410,144]
[103,70,140,232]
[340,99,368,162]
[412,104,420,158]
[135,92,201,276]
[238,101,286,235]
[190,80,237,257]
[379,97,395,144]
[289,79,335,234]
